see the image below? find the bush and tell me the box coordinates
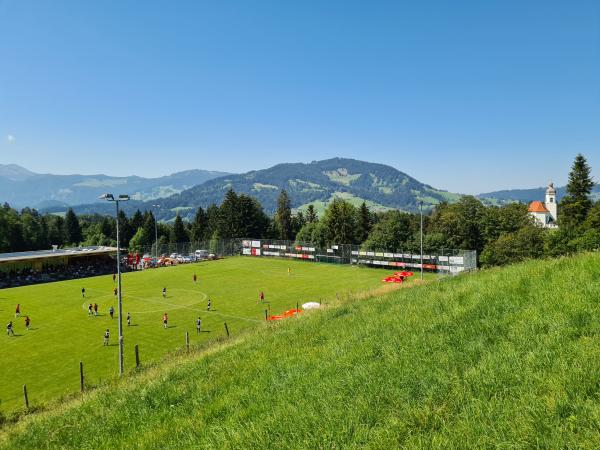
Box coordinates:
[480,226,545,267]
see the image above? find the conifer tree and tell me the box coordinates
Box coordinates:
[560,154,595,228]
[275,189,293,240]
[117,209,133,247]
[357,201,372,242]
[141,211,156,247]
[219,189,241,238]
[171,214,189,243]
[130,209,144,231]
[190,207,208,243]
[305,204,318,223]
[206,204,221,238]
[65,208,82,245]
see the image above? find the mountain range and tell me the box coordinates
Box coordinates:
[39,158,462,221]
[2,159,590,222]
[479,185,600,204]
[0,164,229,209]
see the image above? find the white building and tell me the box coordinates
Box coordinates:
[528,182,558,228]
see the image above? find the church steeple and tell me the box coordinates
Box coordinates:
[545,181,557,223]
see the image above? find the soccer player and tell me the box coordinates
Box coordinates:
[15,304,20,318]
[127,312,131,326]
[193,274,197,284]
[103,329,110,346]
[112,273,116,283]
[81,287,86,299]
[24,316,30,330]
[113,287,118,297]
[162,287,167,298]
[288,267,291,276]
[7,321,14,336]
[109,306,115,319]
[196,317,201,334]
[163,313,168,329]
[88,303,93,316]
[93,303,98,316]
[260,291,264,303]
[207,298,211,311]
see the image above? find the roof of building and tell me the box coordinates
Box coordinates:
[0,246,118,264]
[529,201,549,213]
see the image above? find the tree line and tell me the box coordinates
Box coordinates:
[0,154,596,268]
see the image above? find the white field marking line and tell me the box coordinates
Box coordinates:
[124,293,206,315]
[126,293,262,323]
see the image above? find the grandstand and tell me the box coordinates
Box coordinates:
[0,246,118,287]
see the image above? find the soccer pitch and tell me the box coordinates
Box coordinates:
[1,256,408,413]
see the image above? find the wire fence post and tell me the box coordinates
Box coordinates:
[23,384,29,409]
[185,331,190,353]
[224,322,230,338]
[80,361,84,392]
[135,344,140,368]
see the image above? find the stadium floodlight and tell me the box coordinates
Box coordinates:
[100,193,130,376]
[419,201,424,280]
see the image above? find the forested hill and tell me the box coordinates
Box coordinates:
[66,158,461,221]
[478,185,600,204]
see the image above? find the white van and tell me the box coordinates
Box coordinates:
[194,249,209,260]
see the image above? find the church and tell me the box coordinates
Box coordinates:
[528,182,558,228]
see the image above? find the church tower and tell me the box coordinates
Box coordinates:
[545,182,557,224]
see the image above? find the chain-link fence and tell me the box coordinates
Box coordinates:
[138,239,243,259]
[239,238,477,275]
[130,238,477,275]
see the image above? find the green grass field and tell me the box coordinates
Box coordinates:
[0,257,406,413]
[1,252,600,449]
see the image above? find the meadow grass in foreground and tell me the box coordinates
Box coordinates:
[2,253,599,448]
[0,257,402,413]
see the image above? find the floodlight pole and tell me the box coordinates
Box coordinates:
[101,193,129,376]
[419,201,424,281]
[152,204,160,259]
[116,199,125,376]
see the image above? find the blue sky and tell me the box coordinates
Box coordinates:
[1,0,599,194]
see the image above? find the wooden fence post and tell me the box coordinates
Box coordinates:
[80,361,84,392]
[186,331,190,353]
[23,384,29,409]
[265,310,268,321]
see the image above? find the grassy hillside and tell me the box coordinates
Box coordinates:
[295,191,395,216]
[2,254,600,448]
